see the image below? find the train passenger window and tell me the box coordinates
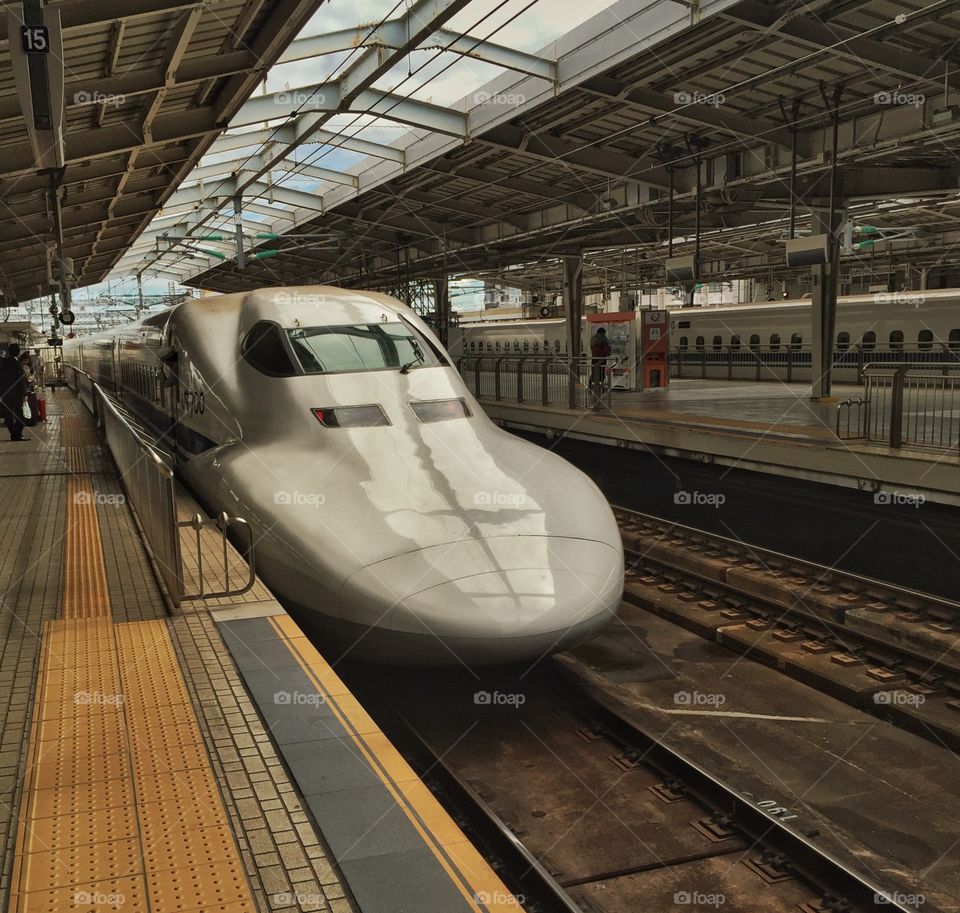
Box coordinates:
[513,340,520,351]
[532,341,540,352]
[469,341,476,351]
[749,334,760,352]
[790,333,802,350]
[554,340,561,353]
[287,320,444,375]
[522,340,529,352]
[712,335,723,351]
[836,331,850,352]
[486,342,492,352]
[861,330,876,351]
[769,333,781,351]
[679,336,688,350]
[889,329,904,351]
[495,341,501,351]
[950,330,960,352]
[918,329,934,351]
[242,321,297,377]
[730,335,741,351]
[695,336,705,351]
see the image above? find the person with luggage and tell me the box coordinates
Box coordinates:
[19,352,39,427]
[0,345,29,441]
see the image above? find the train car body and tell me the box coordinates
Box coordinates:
[453,288,960,384]
[63,288,623,665]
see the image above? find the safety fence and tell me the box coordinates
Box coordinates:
[456,355,617,410]
[837,362,960,450]
[64,365,255,605]
[669,345,960,384]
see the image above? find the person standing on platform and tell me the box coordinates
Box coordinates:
[589,326,611,392]
[0,344,28,441]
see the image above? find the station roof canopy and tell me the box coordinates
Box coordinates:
[9,0,960,301]
[0,0,324,304]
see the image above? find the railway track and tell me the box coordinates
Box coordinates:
[345,664,915,913]
[612,505,960,749]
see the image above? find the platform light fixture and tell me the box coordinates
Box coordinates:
[665,255,698,283]
[785,233,831,268]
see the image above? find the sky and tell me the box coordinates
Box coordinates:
[62,0,623,303]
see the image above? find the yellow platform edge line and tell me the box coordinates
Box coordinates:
[268,616,526,913]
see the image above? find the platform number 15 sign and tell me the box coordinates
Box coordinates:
[20,25,50,53]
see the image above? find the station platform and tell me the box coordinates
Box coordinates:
[1,389,519,913]
[478,379,960,504]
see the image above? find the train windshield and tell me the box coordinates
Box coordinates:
[287,322,445,375]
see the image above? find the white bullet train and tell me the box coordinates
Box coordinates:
[63,287,624,665]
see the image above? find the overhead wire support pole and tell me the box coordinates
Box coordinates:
[778,96,802,240]
[233,193,246,270]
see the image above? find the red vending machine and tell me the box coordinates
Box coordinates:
[640,309,669,389]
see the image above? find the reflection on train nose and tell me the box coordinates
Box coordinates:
[340,536,623,642]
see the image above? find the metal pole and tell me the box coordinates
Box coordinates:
[234,193,246,270]
[564,255,583,409]
[47,172,68,322]
[667,167,675,258]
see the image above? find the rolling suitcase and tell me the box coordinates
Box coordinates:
[37,397,46,422]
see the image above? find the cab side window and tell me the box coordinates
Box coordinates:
[242,321,297,377]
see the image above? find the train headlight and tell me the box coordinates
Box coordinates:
[311,405,390,428]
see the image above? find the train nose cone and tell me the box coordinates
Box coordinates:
[339,537,623,665]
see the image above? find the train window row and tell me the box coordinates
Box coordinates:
[466,339,563,354]
[678,329,960,352]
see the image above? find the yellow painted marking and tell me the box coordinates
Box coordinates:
[62,476,110,619]
[11,458,257,911]
[269,616,526,913]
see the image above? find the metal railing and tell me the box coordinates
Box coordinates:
[93,381,185,605]
[456,355,616,410]
[670,344,960,384]
[64,365,256,605]
[178,512,256,601]
[837,362,960,450]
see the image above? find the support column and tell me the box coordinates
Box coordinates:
[433,277,450,348]
[810,210,842,401]
[564,254,583,409]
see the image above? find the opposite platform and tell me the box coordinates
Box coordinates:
[477,379,960,504]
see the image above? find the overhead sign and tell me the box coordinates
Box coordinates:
[8,4,64,169]
[20,24,49,53]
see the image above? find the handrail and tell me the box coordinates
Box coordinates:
[64,364,257,605]
[179,512,257,600]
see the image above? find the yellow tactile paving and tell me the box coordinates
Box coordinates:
[10,507,257,913]
[269,615,527,913]
[61,476,111,618]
